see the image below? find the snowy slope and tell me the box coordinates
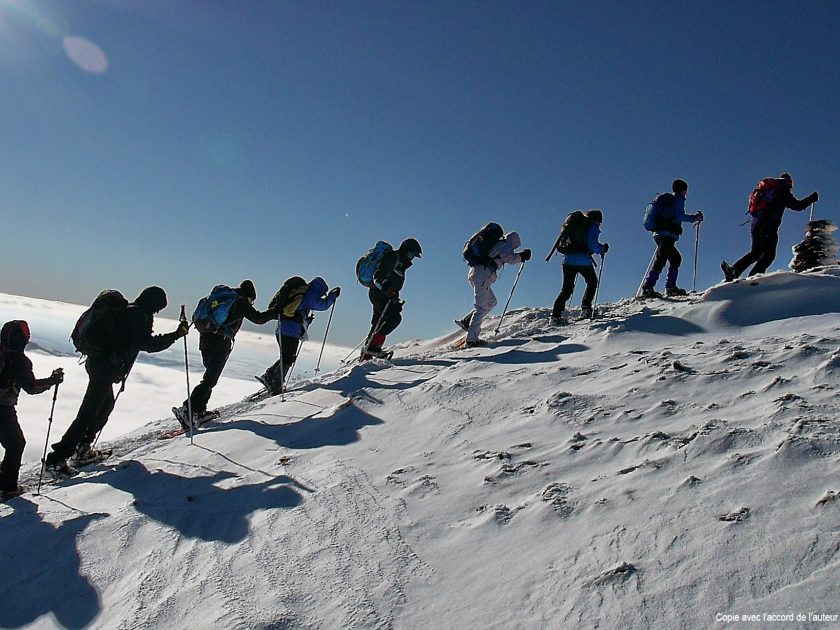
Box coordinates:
[2,270,840,629]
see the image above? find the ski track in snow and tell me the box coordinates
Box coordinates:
[3,269,840,629]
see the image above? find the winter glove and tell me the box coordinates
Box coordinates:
[519,249,532,262]
[601,242,610,254]
[175,321,190,338]
[51,368,64,385]
[807,192,819,204]
[694,211,704,223]
[329,287,341,298]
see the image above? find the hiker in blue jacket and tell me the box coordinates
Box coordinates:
[258,277,340,395]
[550,210,608,324]
[640,179,703,298]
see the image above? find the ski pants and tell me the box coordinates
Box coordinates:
[732,222,779,277]
[553,264,597,317]
[644,236,682,289]
[0,406,25,492]
[465,265,498,342]
[187,333,233,414]
[50,365,116,462]
[368,288,403,337]
[264,334,300,391]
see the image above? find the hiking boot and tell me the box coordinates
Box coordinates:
[0,485,26,501]
[639,286,661,299]
[172,405,191,431]
[192,409,219,428]
[580,306,594,319]
[721,260,737,282]
[465,339,488,348]
[454,318,470,332]
[665,286,688,297]
[550,314,567,327]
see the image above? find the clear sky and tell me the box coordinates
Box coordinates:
[1,0,838,346]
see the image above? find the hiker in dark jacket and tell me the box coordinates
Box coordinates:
[45,287,187,474]
[174,280,273,428]
[258,277,340,395]
[722,173,819,280]
[640,179,703,298]
[364,238,422,359]
[0,321,64,499]
[550,210,607,324]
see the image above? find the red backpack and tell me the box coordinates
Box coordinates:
[748,178,786,216]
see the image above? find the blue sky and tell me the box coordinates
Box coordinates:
[1,0,838,345]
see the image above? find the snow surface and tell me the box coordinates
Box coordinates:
[0,293,349,464]
[2,270,840,629]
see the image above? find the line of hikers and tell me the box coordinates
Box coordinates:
[0,172,820,499]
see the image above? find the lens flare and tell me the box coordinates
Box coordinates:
[63,35,108,74]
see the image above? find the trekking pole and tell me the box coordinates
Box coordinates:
[277,332,286,402]
[315,301,336,374]
[809,201,816,223]
[36,382,60,495]
[360,300,392,359]
[636,249,657,298]
[494,262,525,334]
[284,340,305,391]
[592,253,606,317]
[341,337,367,364]
[692,221,701,293]
[179,305,194,445]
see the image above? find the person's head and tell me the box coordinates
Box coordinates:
[585,209,603,224]
[239,279,256,303]
[672,178,689,196]
[0,320,30,351]
[398,238,422,261]
[505,231,521,250]
[134,286,168,314]
[780,172,793,187]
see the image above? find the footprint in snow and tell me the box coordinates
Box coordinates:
[718,507,750,523]
[540,482,576,517]
[816,491,838,508]
[484,460,547,484]
[585,562,637,587]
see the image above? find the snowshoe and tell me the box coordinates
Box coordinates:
[74,446,112,467]
[46,460,78,480]
[0,486,27,502]
[172,405,191,431]
[665,286,688,297]
[192,409,219,428]
[361,347,393,361]
[465,339,488,348]
[580,306,594,319]
[454,318,470,332]
[721,260,737,282]
[637,287,662,300]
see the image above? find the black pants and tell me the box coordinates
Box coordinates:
[264,334,300,390]
[643,236,682,289]
[553,264,598,316]
[0,406,25,491]
[732,223,779,277]
[368,288,403,337]
[49,365,116,462]
[187,333,233,414]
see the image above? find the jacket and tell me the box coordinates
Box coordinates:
[0,322,54,406]
[372,250,414,296]
[654,194,700,241]
[562,222,607,266]
[276,278,337,339]
[753,185,813,230]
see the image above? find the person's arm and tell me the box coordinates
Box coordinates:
[373,251,399,292]
[14,355,59,395]
[783,189,819,212]
[132,310,185,353]
[243,300,275,325]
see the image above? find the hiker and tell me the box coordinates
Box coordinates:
[45,287,187,475]
[548,210,608,324]
[456,226,531,347]
[174,280,274,429]
[640,178,703,298]
[364,238,423,359]
[257,277,340,395]
[721,173,819,280]
[0,321,64,500]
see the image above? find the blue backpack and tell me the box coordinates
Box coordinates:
[643,193,677,232]
[192,285,239,337]
[356,241,393,287]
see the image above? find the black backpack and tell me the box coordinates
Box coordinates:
[269,277,309,319]
[464,223,505,267]
[555,211,592,254]
[71,290,130,357]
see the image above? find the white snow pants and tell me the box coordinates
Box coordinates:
[467,265,498,342]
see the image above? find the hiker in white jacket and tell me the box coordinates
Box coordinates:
[456,231,531,347]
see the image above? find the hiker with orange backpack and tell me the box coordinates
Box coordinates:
[721,173,818,280]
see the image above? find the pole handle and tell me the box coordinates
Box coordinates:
[179,304,187,322]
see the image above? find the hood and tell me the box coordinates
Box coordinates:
[505,231,521,250]
[308,277,328,296]
[134,286,167,314]
[0,320,31,352]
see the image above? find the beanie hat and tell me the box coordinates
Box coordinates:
[239,279,257,301]
[135,286,168,313]
[585,209,603,224]
[672,178,689,193]
[780,172,793,186]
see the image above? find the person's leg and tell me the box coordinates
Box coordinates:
[642,238,669,291]
[467,267,497,342]
[580,265,599,309]
[732,225,764,277]
[552,264,578,318]
[663,240,683,289]
[188,335,232,414]
[0,407,25,491]
[47,371,113,463]
[748,228,779,276]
